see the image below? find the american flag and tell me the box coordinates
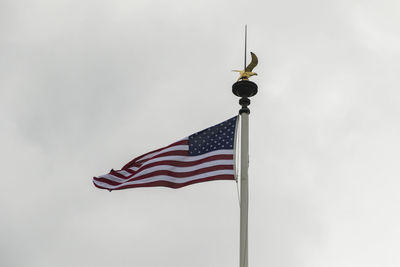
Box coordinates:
[93,116,238,190]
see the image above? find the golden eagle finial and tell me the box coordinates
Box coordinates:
[233,52,258,81]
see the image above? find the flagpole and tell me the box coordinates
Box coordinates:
[239,111,249,267]
[233,80,258,267]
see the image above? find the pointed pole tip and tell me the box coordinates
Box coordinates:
[244,25,247,70]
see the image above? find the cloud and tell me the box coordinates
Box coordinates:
[1,0,400,266]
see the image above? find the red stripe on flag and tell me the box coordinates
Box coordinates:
[123,139,188,169]
[93,174,234,190]
[121,154,234,177]
[93,164,234,186]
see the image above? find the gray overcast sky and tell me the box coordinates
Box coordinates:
[1,0,400,266]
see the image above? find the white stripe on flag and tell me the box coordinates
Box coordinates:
[94,169,235,190]
[99,159,234,183]
[129,149,234,171]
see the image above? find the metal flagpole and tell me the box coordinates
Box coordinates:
[239,112,249,267]
[232,26,258,267]
[232,75,258,267]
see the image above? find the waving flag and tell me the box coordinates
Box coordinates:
[93,116,238,190]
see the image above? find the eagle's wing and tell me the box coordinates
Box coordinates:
[245,52,258,72]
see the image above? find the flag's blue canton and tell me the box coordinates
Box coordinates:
[188,116,237,156]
